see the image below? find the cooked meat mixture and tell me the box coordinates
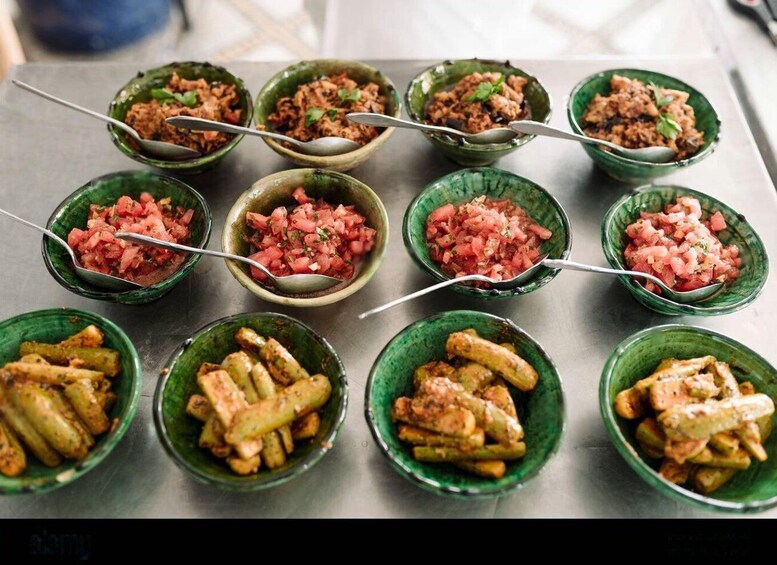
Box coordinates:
[425,72,529,134]
[582,75,704,161]
[265,72,386,146]
[125,72,242,155]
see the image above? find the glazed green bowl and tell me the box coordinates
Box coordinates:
[154,312,348,491]
[403,167,572,299]
[223,168,389,307]
[254,59,401,172]
[108,61,253,174]
[567,68,720,183]
[405,59,552,166]
[602,184,768,316]
[43,170,212,305]
[0,308,142,495]
[366,310,565,498]
[601,324,777,513]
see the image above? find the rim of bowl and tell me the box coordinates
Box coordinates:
[600,323,777,513]
[107,61,254,169]
[404,58,553,151]
[253,58,402,166]
[600,183,769,315]
[365,309,566,498]
[402,167,573,297]
[42,170,213,301]
[0,307,142,495]
[153,311,349,491]
[222,168,389,307]
[567,67,721,168]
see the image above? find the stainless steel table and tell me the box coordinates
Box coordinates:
[0,58,775,518]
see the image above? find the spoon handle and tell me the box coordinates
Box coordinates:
[114,232,275,280]
[346,112,464,137]
[544,258,666,288]
[165,116,299,146]
[358,275,487,320]
[509,120,600,144]
[0,207,76,261]
[11,80,139,140]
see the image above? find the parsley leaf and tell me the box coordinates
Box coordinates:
[151,88,199,108]
[305,107,326,127]
[337,88,361,103]
[657,112,682,140]
[648,81,672,108]
[464,74,505,103]
[327,108,338,120]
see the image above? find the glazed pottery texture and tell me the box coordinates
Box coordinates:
[601,184,768,315]
[43,170,212,304]
[600,324,777,513]
[108,61,253,174]
[222,168,388,307]
[366,310,565,498]
[405,59,552,166]
[404,167,571,298]
[567,68,720,183]
[154,312,347,491]
[254,59,401,171]
[0,308,141,495]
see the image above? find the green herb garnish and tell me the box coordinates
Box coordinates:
[305,107,326,127]
[337,88,361,103]
[657,112,682,140]
[327,108,338,120]
[317,227,329,241]
[464,75,505,103]
[151,88,198,108]
[649,81,673,108]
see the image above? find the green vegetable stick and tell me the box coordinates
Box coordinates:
[446,332,538,391]
[413,443,526,462]
[260,338,310,385]
[19,342,120,377]
[0,381,62,467]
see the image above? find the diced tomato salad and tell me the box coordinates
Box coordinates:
[624,196,740,295]
[425,196,552,283]
[67,193,194,287]
[244,187,375,283]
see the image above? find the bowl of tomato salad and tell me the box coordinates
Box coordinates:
[403,167,572,299]
[602,184,768,316]
[43,171,212,304]
[222,169,389,307]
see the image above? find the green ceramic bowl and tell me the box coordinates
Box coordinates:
[601,324,777,513]
[567,68,720,183]
[154,312,347,491]
[601,184,768,316]
[403,167,572,299]
[254,59,401,172]
[0,308,141,495]
[223,168,389,307]
[43,170,212,305]
[405,59,552,166]
[108,61,253,174]
[366,310,565,498]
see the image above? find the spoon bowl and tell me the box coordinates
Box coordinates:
[115,232,341,294]
[346,113,517,145]
[166,116,360,156]
[12,80,201,161]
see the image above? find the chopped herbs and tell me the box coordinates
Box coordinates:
[151,88,198,108]
[305,107,327,127]
[337,88,361,103]
[464,74,505,103]
[649,81,673,108]
[657,112,682,140]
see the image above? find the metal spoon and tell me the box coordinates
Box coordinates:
[346,113,517,144]
[0,207,141,292]
[508,120,676,163]
[11,80,201,161]
[115,232,342,294]
[165,116,361,156]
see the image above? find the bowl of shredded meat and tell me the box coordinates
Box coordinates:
[254,59,401,172]
[568,69,721,183]
[405,59,552,167]
[108,61,253,174]
[222,168,389,307]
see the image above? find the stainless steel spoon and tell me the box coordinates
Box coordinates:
[508,120,677,163]
[165,116,361,156]
[115,232,342,294]
[12,80,201,161]
[346,112,517,144]
[0,207,142,292]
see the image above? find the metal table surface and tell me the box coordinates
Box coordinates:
[0,58,775,518]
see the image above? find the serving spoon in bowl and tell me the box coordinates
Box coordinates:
[346,113,518,145]
[11,80,201,161]
[508,120,676,163]
[357,255,723,319]
[165,116,360,156]
[0,207,142,292]
[115,232,342,294]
